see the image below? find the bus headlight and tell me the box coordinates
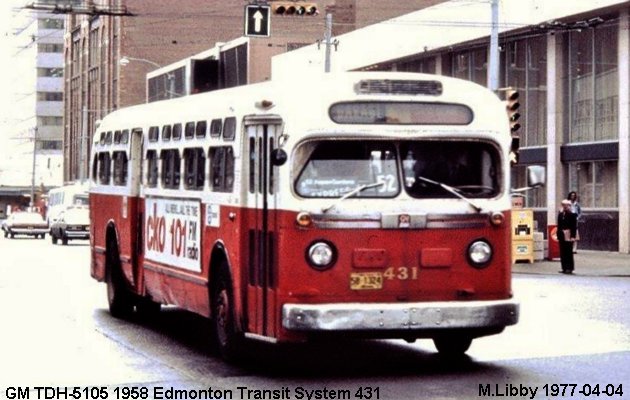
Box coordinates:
[467,240,492,268]
[306,241,337,270]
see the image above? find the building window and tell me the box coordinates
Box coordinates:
[396,57,436,73]
[568,160,617,208]
[39,140,62,150]
[446,47,486,86]
[37,116,63,126]
[37,68,64,77]
[566,21,618,142]
[38,43,64,53]
[511,166,546,208]
[503,36,547,147]
[37,92,63,101]
[38,18,64,29]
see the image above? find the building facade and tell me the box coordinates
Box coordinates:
[272,0,630,253]
[4,7,65,193]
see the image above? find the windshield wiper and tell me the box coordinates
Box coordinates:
[416,176,483,213]
[322,181,386,213]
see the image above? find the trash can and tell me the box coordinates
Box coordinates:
[547,225,560,260]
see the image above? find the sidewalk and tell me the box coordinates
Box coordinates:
[512,250,630,277]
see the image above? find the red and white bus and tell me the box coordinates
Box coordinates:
[89,72,543,359]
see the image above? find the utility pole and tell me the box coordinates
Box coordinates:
[488,0,499,92]
[30,127,38,208]
[80,106,88,181]
[323,13,338,73]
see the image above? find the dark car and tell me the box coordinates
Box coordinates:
[2,212,49,239]
[50,207,90,245]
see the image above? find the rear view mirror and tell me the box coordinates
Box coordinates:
[527,165,545,188]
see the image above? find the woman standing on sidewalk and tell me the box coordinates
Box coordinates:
[567,191,582,253]
[558,199,578,274]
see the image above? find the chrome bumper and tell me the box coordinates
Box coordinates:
[282,299,519,331]
[65,231,89,239]
[11,228,48,235]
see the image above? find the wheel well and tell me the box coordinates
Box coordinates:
[105,224,119,278]
[209,245,229,293]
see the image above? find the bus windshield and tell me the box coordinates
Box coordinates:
[72,194,89,206]
[295,141,400,198]
[295,140,500,199]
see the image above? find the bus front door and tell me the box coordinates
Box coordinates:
[245,119,281,338]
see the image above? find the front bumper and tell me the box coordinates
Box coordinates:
[64,230,90,239]
[11,228,48,235]
[282,299,518,332]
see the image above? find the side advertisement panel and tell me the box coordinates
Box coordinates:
[145,197,201,272]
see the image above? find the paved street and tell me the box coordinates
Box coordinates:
[0,235,629,400]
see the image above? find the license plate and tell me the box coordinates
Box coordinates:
[350,272,383,290]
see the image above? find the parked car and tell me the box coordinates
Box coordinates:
[2,212,49,239]
[50,207,90,245]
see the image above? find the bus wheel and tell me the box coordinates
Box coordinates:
[212,265,242,361]
[106,249,133,318]
[433,335,473,357]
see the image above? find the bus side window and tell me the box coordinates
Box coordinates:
[248,137,255,194]
[209,146,234,192]
[196,120,207,138]
[98,152,111,185]
[185,122,195,139]
[148,126,159,142]
[112,151,128,186]
[146,150,158,187]
[173,123,182,141]
[210,119,222,137]
[184,147,205,190]
[223,117,236,141]
[161,149,181,189]
[92,156,98,182]
[162,125,172,141]
[121,129,130,144]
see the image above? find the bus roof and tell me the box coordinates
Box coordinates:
[95,72,508,142]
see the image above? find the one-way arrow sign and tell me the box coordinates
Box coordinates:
[244,5,271,37]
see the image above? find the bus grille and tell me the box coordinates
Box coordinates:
[355,80,443,96]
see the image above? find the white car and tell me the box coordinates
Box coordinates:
[2,212,49,239]
[50,207,90,245]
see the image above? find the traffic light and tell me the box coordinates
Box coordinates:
[505,89,520,134]
[271,2,318,16]
[505,88,521,165]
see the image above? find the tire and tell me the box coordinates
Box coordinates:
[41,233,46,239]
[433,334,473,357]
[106,242,134,319]
[62,232,68,246]
[9,231,14,238]
[211,262,243,361]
